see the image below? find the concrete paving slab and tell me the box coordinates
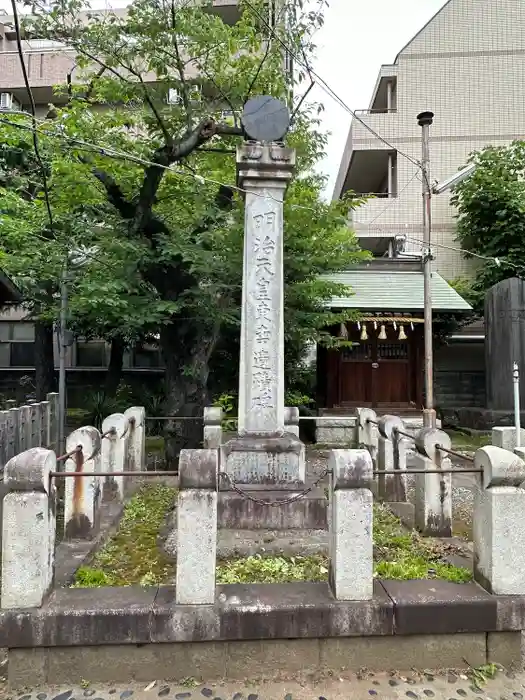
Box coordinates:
[3,669,525,700]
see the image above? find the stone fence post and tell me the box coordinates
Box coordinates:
[46,392,59,451]
[1,448,56,608]
[124,406,146,472]
[203,407,223,449]
[328,449,373,601]
[176,449,218,604]
[413,428,452,537]
[315,415,356,446]
[356,407,378,465]
[284,407,300,437]
[19,405,31,452]
[5,407,19,463]
[30,403,43,448]
[491,426,525,453]
[40,401,50,448]
[474,446,525,594]
[64,427,102,540]
[377,415,407,502]
[101,413,130,502]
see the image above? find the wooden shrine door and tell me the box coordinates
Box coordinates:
[338,331,416,409]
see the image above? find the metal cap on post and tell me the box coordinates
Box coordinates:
[417,111,436,429]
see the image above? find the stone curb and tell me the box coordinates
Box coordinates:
[1,580,523,648]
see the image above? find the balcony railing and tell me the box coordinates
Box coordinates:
[354,108,397,116]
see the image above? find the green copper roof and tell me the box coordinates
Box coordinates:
[324,269,471,311]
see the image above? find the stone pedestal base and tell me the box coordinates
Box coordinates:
[219,432,309,529]
[220,433,306,485]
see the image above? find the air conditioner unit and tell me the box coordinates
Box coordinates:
[0,93,20,111]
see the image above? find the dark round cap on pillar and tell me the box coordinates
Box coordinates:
[417,111,434,127]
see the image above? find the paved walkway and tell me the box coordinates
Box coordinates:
[3,670,525,700]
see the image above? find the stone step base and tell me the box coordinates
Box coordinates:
[218,490,328,529]
[217,527,328,558]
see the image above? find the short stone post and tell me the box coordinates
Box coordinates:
[64,427,102,540]
[315,416,356,447]
[5,407,19,462]
[46,392,59,450]
[284,407,300,437]
[40,401,50,447]
[1,448,56,608]
[474,446,525,593]
[124,406,146,472]
[203,407,223,449]
[377,415,407,502]
[413,428,452,537]
[328,449,373,600]
[0,411,6,470]
[101,413,130,502]
[18,405,31,452]
[492,426,525,453]
[356,407,378,465]
[30,403,43,448]
[176,449,218,604]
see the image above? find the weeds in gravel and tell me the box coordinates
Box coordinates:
[216,504,472,585]
[73,487,470,588]
[73,484,176,587]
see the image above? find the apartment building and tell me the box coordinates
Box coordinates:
[321,0,525,414]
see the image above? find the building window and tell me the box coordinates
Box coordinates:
[0,322,35,367]
[132,344,162,368]
[76,340,107,367]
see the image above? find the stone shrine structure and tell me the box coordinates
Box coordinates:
[220,140,305,486]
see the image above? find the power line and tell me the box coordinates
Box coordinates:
[0,112,329,214]
[360,171,421,226]
[242,0,422,172]
[9,0,54,232]
[404,235,520,270]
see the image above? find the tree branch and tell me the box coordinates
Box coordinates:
[170,0,193,130]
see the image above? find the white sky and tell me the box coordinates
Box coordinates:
[1,0,447,195]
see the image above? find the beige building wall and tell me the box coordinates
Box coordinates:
[335,0,525,279]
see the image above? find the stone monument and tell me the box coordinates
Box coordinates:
[220,97,306,489]
[486,277,525,417]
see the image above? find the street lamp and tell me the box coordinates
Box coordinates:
[416,108,476,428]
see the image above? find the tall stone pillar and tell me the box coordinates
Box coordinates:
[220,142,305,486]
[237,141,294,435]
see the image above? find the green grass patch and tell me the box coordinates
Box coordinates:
[446,429,491,451]
[145,435,165,453]
[216,504,472,585]
[73,483,176,587]
[73,490,471,589]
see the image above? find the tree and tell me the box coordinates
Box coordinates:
[452,140,525,312]
[0,0,367,462]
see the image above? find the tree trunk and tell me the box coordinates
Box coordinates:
[34,320,56,401]
[105,336,126,397]
[160,321,216,469]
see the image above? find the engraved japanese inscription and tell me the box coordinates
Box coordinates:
[251,211,277,413]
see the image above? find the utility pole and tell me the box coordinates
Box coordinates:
[58,262,68,456]
[417,111,436,428]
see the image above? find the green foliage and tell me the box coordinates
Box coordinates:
[452,141,525,311]
[217,505,472,585]
[213,391,238,431]
[216,554,328,584]
[0,0,367,414]
[73,484,176,587]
